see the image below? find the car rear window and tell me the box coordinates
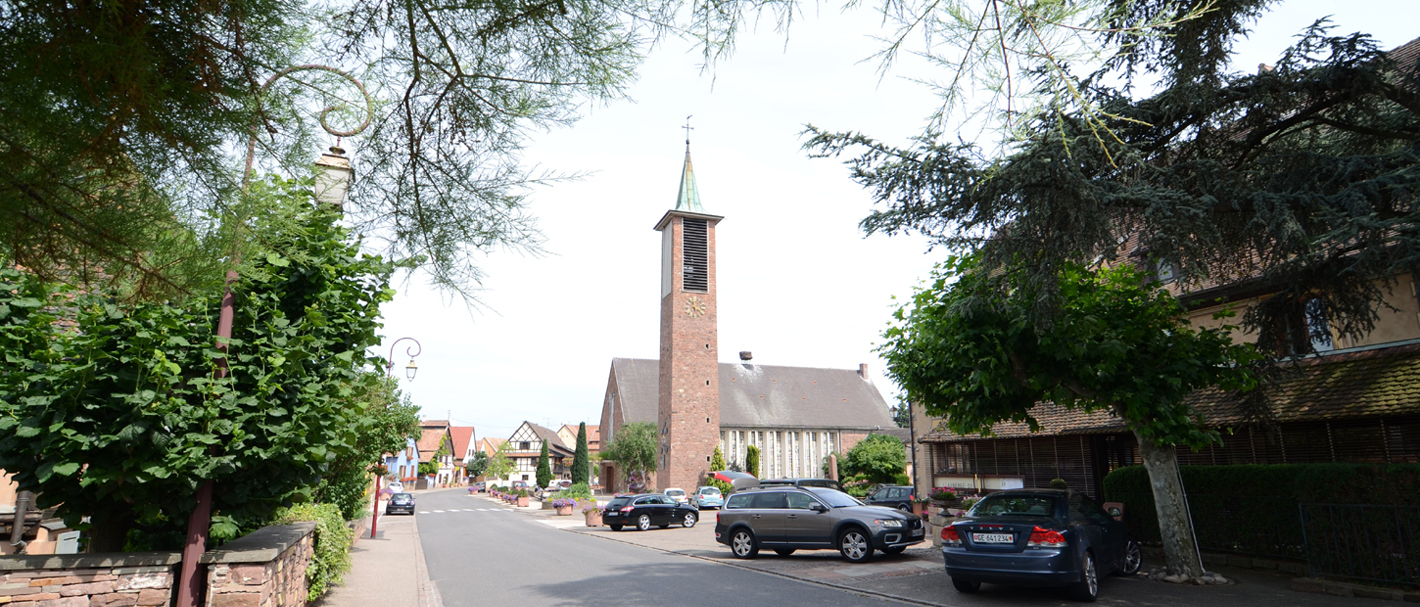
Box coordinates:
[971,494,1058,517]
[699,487,721,495]
[607,497,632,509]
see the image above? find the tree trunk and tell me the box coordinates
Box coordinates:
[1134,430,1206,578]
[86,508,134,553]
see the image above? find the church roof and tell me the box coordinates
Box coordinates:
[610,358,895,430]
[675,147,704,212]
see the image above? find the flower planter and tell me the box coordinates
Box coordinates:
[555,505,574,516]
[584,511,603,527]
[516,496,530,507]
[912,502,927,518]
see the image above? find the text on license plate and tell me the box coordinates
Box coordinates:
[972,533,1014,543]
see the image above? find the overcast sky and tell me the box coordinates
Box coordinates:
[369,1,1419,441]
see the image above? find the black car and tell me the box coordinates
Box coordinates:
[603,494,700,531]
[714,486,924,563]
[941,489,1142,602]
[757,478,843,492]
[864,485,916,512]
[385,492,415,515]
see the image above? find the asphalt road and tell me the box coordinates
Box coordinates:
[411,489,899,606]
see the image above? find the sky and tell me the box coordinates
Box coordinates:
[371,1,1419,441]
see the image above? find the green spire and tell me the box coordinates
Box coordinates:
[675,145,704,212]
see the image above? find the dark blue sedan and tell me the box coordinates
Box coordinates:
[941,489,1141,602]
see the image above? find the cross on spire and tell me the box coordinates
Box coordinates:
[683,115,694,147]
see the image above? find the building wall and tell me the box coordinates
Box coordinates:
[720,429,841,479]
[1185,273,1420,350]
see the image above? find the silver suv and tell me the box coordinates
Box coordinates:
[713,486,924,563]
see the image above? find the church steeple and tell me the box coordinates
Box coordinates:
[675,145,703,212]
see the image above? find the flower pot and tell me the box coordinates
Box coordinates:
[556,505,574,516]
[517,496,530,507]
[584,512,603,527]
[912,502,926,517]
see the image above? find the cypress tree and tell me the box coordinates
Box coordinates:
[535,440,552,489]
[745,445,760,478]
[572,422,590,485]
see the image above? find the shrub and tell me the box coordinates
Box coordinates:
[841,435,907,484]
[1049,478,1068,490]
[562,482,593,501]
[274,503,351,602]
[516,489,528,498]
[892,472,911,486]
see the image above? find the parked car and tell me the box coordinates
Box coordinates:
[693,486,724,509]
[714,486,924,563]
[757,478,843,492]
[387,481,404,493]
[664,487,690,505]
[941,489,1142,602]
[603,494,700,531]
[511,481,529,491]
[385,492,416,515]
[864,485,916,512]
[472,481,486,493]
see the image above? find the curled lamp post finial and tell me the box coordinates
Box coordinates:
[243,64,375,189]
[387,337,423,381]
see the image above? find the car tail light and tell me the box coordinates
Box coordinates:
[941,526,961,547]
[1027,526,1066,547]
[620,506,634,513]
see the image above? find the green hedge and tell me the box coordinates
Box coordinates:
[275,503,353,602]
[1103,464,1420,559]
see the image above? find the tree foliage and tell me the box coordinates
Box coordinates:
[313,376,421,520]
[705,446,733,494]
[535,440,552,489]
[808,25,1420,362]
[0,177,395,550]
[840,434,907,484]
[601,422,658,483]
[572,423,590,486]
[484,441,515,481]
[744,445,760,478]
[466,451,489,479]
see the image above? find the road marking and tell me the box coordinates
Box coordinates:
[433,510,446,513]
[418,511,430,514]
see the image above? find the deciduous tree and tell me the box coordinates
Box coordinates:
[601,422,658,489]
[841,434,907,484]
[879,258,1259,577]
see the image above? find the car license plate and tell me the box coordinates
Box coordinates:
[912,528,924,536]
[972,533,1013,543]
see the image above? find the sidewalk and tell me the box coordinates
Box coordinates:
[315,495,441,607]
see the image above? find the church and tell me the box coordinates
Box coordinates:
[596,141,899,493]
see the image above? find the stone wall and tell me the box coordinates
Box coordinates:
[0,552,180,607]
[201,522,315,607]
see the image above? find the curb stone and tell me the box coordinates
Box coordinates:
[1291,577,1420,602]
[412,517,444,607]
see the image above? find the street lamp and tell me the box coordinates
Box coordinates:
[372,336,423,539]
[313,144,354,209]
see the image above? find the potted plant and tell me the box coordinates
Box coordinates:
[929,486,960,508]
[552,498,577,516]
[516,489,530,507]
[911,495,931,518]
[583,505,605,527]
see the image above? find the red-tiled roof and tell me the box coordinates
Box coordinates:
[922,343,1420,443]
[449,426,475,458]
[417,427,448,462]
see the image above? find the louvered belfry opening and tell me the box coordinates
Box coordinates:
[682,218,708,292]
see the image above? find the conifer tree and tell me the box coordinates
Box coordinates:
[572,423,590,486]
[745,445,761,478]
[535,440,552,490]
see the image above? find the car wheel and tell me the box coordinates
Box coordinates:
[897,504,912,513]
[609,525,623,531]
[951,578,981,593]
[731,529,759,559]
[774,548,796,556]
[1071,551,1099,602]
[637,514,652,531]
[883,545,906,555]
[1114,540,1142,577]
[838,528,875,563]
[682,512,698,528]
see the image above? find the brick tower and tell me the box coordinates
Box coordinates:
[654,140,723,491]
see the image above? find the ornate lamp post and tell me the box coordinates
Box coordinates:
[175,65,373,607]
[371,337,422,539]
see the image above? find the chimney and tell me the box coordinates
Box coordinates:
[739,351,753,361]
[859,363,869,379]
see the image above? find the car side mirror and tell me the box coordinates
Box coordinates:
[810,504,828,513]
[1107,507,1121,519]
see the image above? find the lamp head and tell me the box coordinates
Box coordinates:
[313,145,353,209]
[405,359,418,381]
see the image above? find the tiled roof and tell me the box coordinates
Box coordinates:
[611,358,895,430]
[449,426,475,458]
[480,437,505,454]
[417,427,448,461]
[525,422,575,457]
[922,343,1420,443]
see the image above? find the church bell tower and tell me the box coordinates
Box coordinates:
[655,136,723,491]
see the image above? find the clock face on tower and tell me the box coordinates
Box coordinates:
[684,295,706,318]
